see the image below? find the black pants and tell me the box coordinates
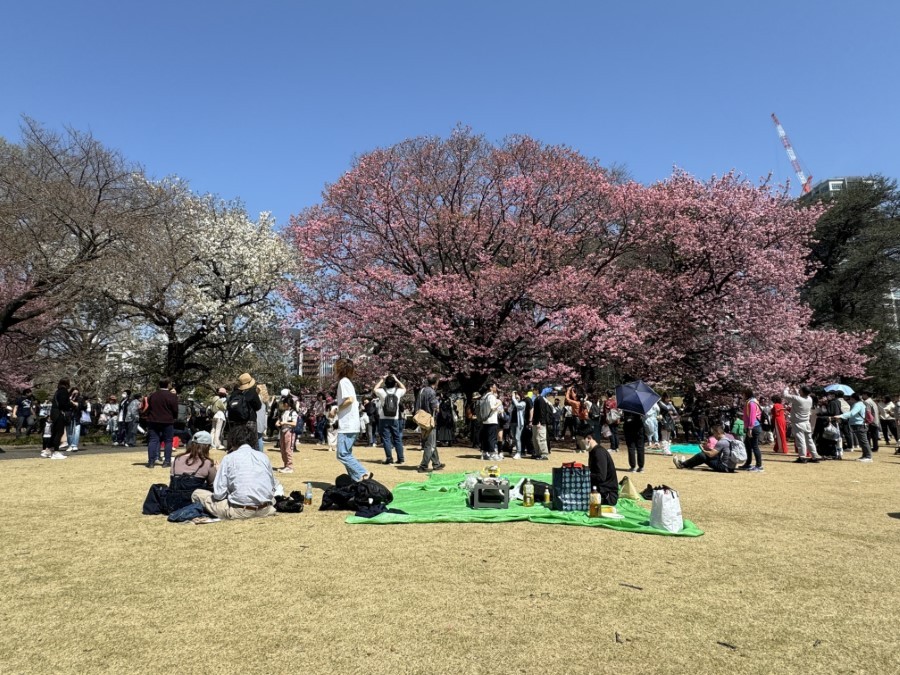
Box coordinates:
[600,489,618,506]
[741,426,762,468]
[608,424,619,450]
[480,423,498,456]
[867,423,879,452]
[881,419,898,444]
[625,430,644,470]
[50,416,67,452]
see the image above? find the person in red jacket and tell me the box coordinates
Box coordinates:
[771,394,789,454]
[145,378,180,469]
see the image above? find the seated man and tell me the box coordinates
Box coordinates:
[672,425,734,473]
[582,431,618,505]
[191,425,276,520]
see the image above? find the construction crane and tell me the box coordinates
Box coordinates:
[771,113,813,194]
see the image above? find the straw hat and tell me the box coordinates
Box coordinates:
[237,373,256,391]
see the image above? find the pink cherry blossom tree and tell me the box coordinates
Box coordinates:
[609,171,871,395]
[286,129,645,398]
[286,130,870,399]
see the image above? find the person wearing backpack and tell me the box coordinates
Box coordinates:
[227,373,263,435]
[374,374,406,465]
[477,383,502,460]
[673,425,737,472]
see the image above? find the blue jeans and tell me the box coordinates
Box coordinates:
[67,419,82,449]
[124,420,137,446]
[608,424,619,450]
[336,432,366,481]
[147,422,174,465]
[379,418,404,462]
[315,417,327,443]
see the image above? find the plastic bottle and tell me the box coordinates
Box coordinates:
[304,482,313,506]
[523,479,535,507]
[589,486,601,518]
[543,486,551,506]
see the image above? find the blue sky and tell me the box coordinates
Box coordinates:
[2,1,897,224]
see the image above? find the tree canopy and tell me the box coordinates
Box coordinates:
[287,128,868,398]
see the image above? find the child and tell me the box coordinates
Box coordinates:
[325,405,339,452]
[276,399,298,473]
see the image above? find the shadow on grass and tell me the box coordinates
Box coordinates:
[888,513,900,520]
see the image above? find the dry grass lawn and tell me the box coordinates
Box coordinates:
[1,439,899,674]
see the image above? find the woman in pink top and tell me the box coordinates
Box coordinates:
[171,431,217,486]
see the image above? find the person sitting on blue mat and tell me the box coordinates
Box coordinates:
[672,425,734,473]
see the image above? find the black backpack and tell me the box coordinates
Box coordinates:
[353,478,393,509]
[382,390,399,417]
[227,391,251,422]
[320,475,394,511]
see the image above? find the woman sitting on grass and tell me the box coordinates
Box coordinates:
[171,431,217,488]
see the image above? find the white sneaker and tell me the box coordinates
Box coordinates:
[112,442,119,446]
[277,467,294,474]
[481,453,490,460]
[512,453,521,460]
[494,454,503,461]
[858,457,873,463]
[40,450,52,458]
[50,452,68,460]
[67,446,79,453]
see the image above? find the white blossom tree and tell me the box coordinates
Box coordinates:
[107,194,294,387]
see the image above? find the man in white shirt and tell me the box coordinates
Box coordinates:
[191,425,276,520]
[334,358,370,481]
[374,374,406,465]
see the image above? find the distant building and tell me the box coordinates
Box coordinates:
[807,176,874,199]
[289,329,336,382]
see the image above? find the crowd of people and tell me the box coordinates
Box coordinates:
[5,365,898,520]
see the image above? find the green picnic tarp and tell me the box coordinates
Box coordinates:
[345,472,703,537]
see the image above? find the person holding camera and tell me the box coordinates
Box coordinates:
[374,374,406,465]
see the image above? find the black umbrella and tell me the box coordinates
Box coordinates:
[614,380,661,416]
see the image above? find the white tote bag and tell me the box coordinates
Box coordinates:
[650,487,683,533]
